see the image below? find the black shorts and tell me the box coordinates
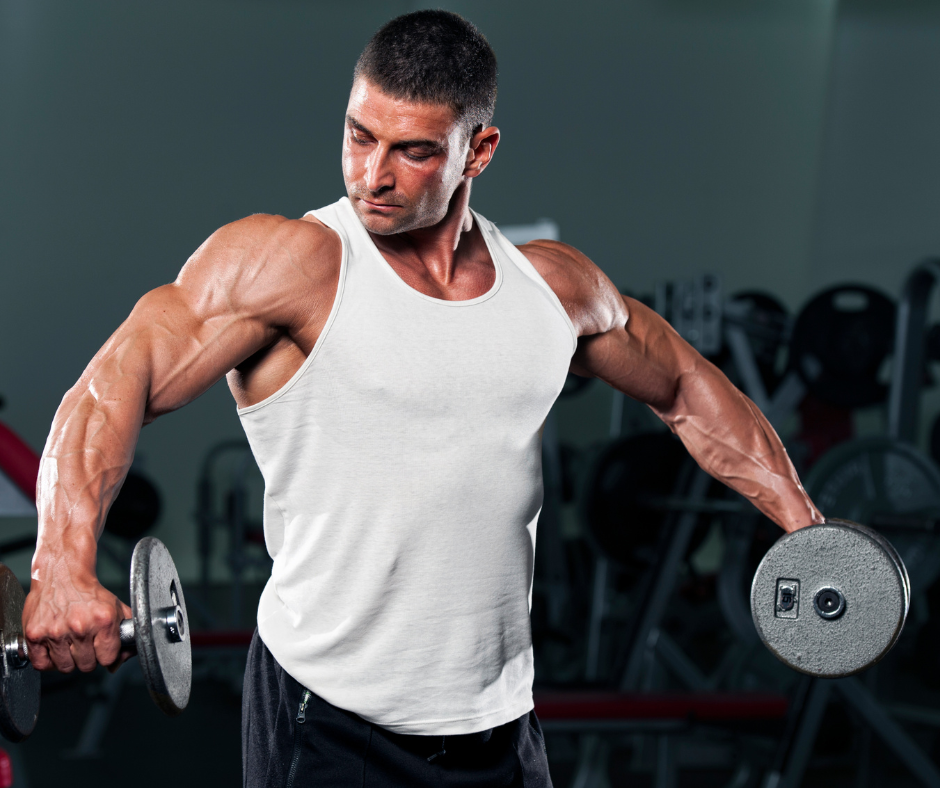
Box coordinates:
[241,629,553,788]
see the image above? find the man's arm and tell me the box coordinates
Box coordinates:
[521,240,823,534]
[25,214,339,673]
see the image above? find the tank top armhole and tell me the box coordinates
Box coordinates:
[474,212,579,356]
[236,207,349,415]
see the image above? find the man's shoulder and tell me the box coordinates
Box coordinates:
[204,212,342,286]
[516,239,625,338]
[516,239,587,280]
[178,212,342,316]
[222,212,340,260]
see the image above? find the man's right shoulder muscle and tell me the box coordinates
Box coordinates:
[179,213,342,409]
[177,213,342,337]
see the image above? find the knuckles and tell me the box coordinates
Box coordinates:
[23,586,125,674]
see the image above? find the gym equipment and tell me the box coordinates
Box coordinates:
[889,258,940,442]
[0,536,191,742]
[805,437,940,591]
[0,567,38,743]
[751,520,909,678]
[609,279,805,439]
[566,266,940,788]
[580,432,693,572]
[762,673,940,788]
[497,218,559,245]
[788,284,895,409]
[0,421,39,518]
[654,274,723,356]
[720,290,790,395]
[196,441,268,628]
[130,537,191,716]
[570,464,793,787]
[63,628,256,759]
[930,412,940,467]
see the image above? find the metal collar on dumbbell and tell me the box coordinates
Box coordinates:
[0,566,39,742]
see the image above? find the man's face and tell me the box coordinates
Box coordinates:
[342,78,471,235]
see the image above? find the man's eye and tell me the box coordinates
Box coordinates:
[404,150,433,161]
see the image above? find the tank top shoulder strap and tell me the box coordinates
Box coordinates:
[472,210,579,353]
[304,198,354,250]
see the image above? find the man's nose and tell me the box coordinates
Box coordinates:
[364,148,394,193]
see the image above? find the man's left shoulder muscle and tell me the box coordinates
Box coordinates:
[517,239,624,338]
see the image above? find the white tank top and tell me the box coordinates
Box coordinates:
[239,197,576,734]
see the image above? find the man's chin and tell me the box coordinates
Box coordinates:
[352,203,415,236]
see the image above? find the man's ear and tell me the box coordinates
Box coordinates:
[464,126,500,178]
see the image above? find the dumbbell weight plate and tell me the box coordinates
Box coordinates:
[750,521,908,678]
[842,519,911,618]
[130,537,191,716]
[0,565,38,742]
[788,284,896,408]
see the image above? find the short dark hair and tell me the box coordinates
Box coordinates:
[354,10,498,138]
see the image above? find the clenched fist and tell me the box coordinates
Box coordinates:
[23,564,133,673]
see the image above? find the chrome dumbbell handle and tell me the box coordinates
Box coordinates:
[117,605,186,648]
[4,604,183,670]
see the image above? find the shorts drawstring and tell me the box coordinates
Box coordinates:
[427,736,446,762]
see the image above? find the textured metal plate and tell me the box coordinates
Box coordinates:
[130,538,191,716]
[806,437,940,591]
[842,519,911,618]
[0,564,39,741]
[751,522,907,678]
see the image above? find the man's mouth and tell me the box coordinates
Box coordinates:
[360,197,400,211]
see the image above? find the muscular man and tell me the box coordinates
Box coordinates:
[24,10,823,787]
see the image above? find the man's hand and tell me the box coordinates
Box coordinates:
[23,567,133,673]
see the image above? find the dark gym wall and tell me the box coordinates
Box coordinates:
[1,0,937,582]
[808,0,940,442]
[810,0,940,292]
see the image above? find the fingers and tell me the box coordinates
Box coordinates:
[104,601,135,673]
[26,622,111,673]
[21,635,56,672]
[24,591,130,674]
[24,623,83,673]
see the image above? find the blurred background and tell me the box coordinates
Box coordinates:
[2,0,940,785]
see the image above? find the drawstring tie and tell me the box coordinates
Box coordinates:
[427,736,446,762]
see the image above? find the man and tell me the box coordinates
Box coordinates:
[23,10,823,787]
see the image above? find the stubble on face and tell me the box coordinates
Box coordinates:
[342,80,468,236]
[346,182,437,236]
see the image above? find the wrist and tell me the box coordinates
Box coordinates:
[31,528,98,583]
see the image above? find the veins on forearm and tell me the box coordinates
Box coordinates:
[39,346,147,543]
[658,372,821,530]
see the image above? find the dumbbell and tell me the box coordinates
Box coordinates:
[751,519,909,678]
[0,537,191,742]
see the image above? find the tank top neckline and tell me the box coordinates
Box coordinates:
[341,198,504,307]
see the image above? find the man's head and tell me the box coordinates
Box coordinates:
[354,10,497,140]
[343,10,499,235]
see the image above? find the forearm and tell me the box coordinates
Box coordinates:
[33,366,148,581]
[652,361,823,532]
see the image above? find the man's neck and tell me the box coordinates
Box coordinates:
[368,182,481,288]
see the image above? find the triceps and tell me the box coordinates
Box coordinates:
[575,319,687,414]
